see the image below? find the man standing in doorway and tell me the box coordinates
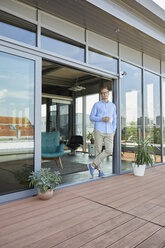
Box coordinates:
[87,86,117,178]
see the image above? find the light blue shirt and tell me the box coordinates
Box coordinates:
[90,100,117,134]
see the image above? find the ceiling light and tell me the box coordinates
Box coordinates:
[68,85,86,91]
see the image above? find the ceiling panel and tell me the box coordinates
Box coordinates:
[48,67,87,79]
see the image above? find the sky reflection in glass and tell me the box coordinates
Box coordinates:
[0,52,35,125]
[41,35,84,62]
[0,22,36,46]
[88,50,117,73]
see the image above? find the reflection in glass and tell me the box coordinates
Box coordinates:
[144,72,161,163]
[121,62,142,171]
[75,97,83,136]
[0,12,36,46]
[42,97,72,142]
[50,103,57,132]
[88,50,118,73]
[162,78,165,161]
[0,52,35,195]
[59,104,70,141]
[41,34,84,62]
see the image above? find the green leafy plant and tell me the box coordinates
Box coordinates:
[87,131,94,144]
[14,165,33,189]
[29,168,61,193]
[134,137,156,167]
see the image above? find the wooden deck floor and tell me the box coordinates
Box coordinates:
[1,165,165,248]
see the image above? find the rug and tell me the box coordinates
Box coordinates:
[0,156,89,176]
[42,160,88,176]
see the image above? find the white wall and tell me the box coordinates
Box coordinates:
[87,31,118,56]
[143,54,160,74]
[40,11,85,44]
[162,61,165,77]
[119,44,142,66]
[0,0,37,23]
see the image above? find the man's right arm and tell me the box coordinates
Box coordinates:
[90,103,103,122]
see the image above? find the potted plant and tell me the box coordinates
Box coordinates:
[29,168,61,200]
[132,137,156,176]
[87,131,94,144]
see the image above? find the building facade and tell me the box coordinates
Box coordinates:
[0,0,165,203]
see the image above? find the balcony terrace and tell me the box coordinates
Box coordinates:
[1,165,165,247]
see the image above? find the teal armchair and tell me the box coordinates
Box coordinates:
[42,131,65,169]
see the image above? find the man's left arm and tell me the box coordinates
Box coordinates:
[112,105,117,133]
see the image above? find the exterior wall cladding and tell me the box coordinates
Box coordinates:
[0,0,165,203]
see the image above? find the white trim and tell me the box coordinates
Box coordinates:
[0,44,38,61]
[42,93,73,102]
[34,56,42,172]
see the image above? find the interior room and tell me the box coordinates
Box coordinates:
[41,59,114,184]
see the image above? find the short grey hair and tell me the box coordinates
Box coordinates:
[100,86,109,93]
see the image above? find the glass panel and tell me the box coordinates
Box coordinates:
[42,97,72,142]
[41,33,84,62]
[121,62,142,171]
[59,104,69,142]
[50,103,57,132]
[0,11,36,46]
[75,97,83,136]
[162,78,165,161]
[0,52,35,195]
[86,94,99,151]
[88,50,118,73]
[144,71,161,163]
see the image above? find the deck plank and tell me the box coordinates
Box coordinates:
[53,213,135,248]
[135,228,165,248]
[13,208,121,248]
[108,222,161,248]
[77,218,147,248]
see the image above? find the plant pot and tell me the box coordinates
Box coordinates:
[38,189,54,200]
[132,163,146,176]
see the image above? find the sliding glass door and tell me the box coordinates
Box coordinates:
[0,48,40,198]
[144,71,161,163]
[121,62,142,172]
